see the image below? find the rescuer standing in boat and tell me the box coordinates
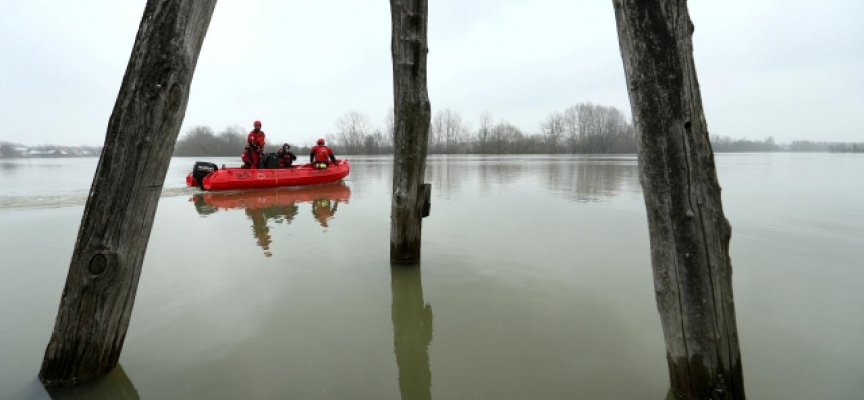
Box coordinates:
[243,120,266,169]
[310,138,337,169]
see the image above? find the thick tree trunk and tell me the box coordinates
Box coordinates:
[611,1,745,399]
[389,0,432,263]
[391,266,433,400]
[39,0,217,385]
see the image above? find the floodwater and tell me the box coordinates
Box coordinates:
[1,154,862,399]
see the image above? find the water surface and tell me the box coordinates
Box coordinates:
[1,154,862,399]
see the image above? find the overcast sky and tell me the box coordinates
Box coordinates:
[1,0,862,146]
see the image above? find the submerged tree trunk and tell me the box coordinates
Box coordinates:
[611,1,745,399]
[45,364,139,399]
[389,0,432,263]
[40,0,217,385]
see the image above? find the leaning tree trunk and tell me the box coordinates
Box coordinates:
[611,1,745,399]
[40,0,217,385]
[389,0,432,263]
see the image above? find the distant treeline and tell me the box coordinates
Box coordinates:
[298,103,640,155]
[710,136,779,152]
[705,138,863,153]
[174,103,638,157]
[0,141,103,158]
[167,104,862,157]
[172,125,315,157]
[828,142,864,153]
[786,141,864,153]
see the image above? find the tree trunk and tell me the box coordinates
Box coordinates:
[611,1,745,399]
[389,0,432,263]
[39,0,217,385]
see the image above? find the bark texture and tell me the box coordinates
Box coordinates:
[611,1,745,399]
[40,0,217,385]
[421,183,431,218]
[389,0,432,263]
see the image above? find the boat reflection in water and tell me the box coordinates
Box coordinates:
[190,182,351,256]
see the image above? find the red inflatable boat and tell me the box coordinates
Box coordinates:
[186,160,350,191]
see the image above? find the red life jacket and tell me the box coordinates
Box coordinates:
[247,131,265,149]
[312,145,333,162]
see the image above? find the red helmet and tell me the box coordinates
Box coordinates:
[317,138,325,144]
[253,120,262,127]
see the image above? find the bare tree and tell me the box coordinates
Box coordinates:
[0,142,15,157]
[385,108,395,146]
[174,125,249,157]
[335,111,372,154]
[429,112,442,152]
[476,112,493,154]
[361,128,390,155]
[175,126,215,155]
[487,121,523,154]
[563,106,580,153]
[540,111,566,150]
[554,102,637,153]
[431,109,470,154]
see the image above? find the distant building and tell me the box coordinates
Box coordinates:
[68,147,92,156]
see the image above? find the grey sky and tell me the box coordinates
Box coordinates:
[1,0,861,147]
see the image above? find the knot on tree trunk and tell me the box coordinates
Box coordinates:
[88,254,108,275]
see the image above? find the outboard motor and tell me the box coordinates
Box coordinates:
[191,161,218,189]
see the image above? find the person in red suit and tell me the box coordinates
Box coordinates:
[277,143,297,168]
[243,120,266,169]
[310,138,337,168]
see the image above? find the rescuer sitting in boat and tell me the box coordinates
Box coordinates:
[242,120,266,169]
[277,143,297,168]
[310,138,337,169]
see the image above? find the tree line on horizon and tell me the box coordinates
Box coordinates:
[4,102,860,158]
[172,102,862,157]
[172,102,646,157]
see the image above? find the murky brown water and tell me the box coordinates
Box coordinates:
[1,154,862,399]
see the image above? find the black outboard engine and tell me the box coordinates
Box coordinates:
[191,161,218,189]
